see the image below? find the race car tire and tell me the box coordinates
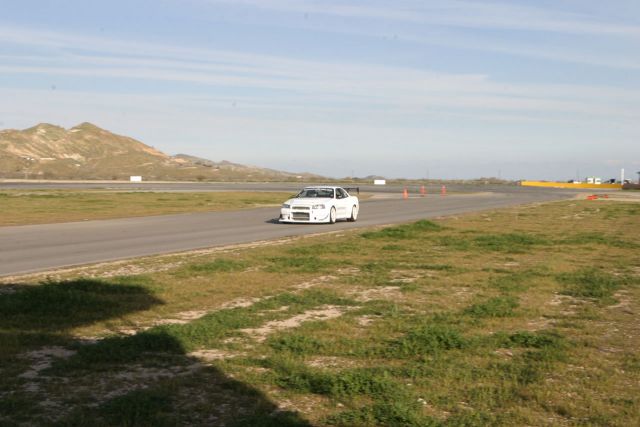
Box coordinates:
[348,205,358,222]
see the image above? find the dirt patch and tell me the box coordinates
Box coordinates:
[609,291,633,314]
[19,346,77,381]
[306,356,359,370]
[22,359,203,420]
[390,269,426,284]
[547,293,583,316]
[261,305,290,314]
[527,317,555,331]
[548,293,581,306]
[338,267,361,275]
[352,286,402,302]
[95,262,182,278]
[494,348,514,359]
[19,346,77,394]
[295,275,337,290]
[240,305,354,343]
[65,363,203,411]
[355,314,381,326]
[110,363,201,383]
[294,268,359,291]
[117,327,148,336]
[189,349,243,362]
[219,296,269,310]
[0,284,17,294]
[154,310,209,325]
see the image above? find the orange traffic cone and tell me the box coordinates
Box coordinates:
[420,185,426,197]
[403,188,409,200]
[441,185,446,196]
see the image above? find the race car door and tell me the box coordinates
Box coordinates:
[335,188,350,218]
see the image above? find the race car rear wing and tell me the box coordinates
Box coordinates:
[344,187,360,195]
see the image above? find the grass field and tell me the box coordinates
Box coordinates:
[0,190,291,226]
[0,199,638,426]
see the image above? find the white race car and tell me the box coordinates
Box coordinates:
[279,186,359,224]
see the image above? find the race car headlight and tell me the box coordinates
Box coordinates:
[312,204,325,209]
[282,203,290,209]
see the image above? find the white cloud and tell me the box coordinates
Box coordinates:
[191,0,640,71]
[203,0,640,37]
[1,25,639,125]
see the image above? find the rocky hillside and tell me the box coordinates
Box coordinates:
[0,123,315,181]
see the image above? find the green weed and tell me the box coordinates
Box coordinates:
[558,268,631,304]
[436,235,472,251]
[287,242,360,256]
[99,389,174,426]
[267,356,401,400]
[386,324,467,357]
[473,233,548,253]
[487,270,546,293]
[623,354,640,373]
[325,400,436,427]
[381,244,404,251]
[266,256,333,273]
[229,412,313,427]
[464,296,519,318]
[446,410,500,427]
[0,393,33,419]
[179,258,248,275]
[361,220,442,240]
[560,232,638,249]
[502,331,564,349]
[413,263,456,272]
[268,334,324,355]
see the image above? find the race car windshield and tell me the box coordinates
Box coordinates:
[296,188,334,198]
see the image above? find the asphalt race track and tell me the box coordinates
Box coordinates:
[0,185,579,277]
[0,180,557,194]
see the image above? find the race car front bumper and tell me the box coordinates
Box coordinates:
[279,206,330,223]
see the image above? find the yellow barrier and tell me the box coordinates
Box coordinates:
[521,181,622,189]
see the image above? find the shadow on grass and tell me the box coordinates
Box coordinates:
[0,277,312,426]
[54,332,311,426]
[0,277,164,357]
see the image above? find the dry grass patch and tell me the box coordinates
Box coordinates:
[0,189,290,226]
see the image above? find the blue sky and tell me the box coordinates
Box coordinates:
[1,0,638,180]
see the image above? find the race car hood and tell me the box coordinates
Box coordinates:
[284,197,333,206]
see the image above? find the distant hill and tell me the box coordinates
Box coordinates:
[0,123,318,181]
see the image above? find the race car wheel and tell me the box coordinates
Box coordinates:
[329,207,336,224]
[348,205,358,222]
